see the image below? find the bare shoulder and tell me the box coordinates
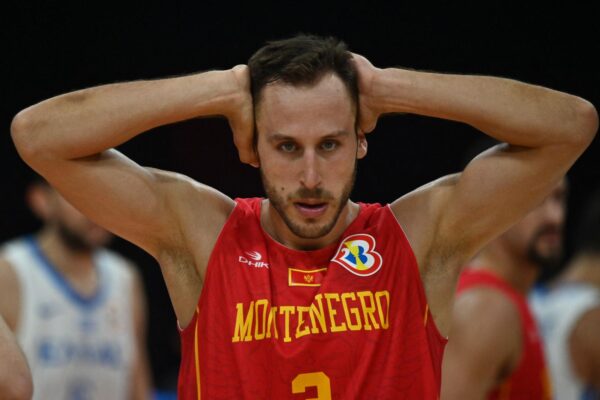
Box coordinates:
[390,173,460,266]
[0,258,21,331]
[149,168,235,254]
[453,286,521,332]
[570,305,600,384]
[450,286,522,368]
[441,283,523,396]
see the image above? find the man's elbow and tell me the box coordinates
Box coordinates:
[570,97,598,148]
[10,108,45,165]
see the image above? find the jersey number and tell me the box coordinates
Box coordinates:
[292,372,332,400]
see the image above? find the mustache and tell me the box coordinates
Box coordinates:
[532,224,562,240]
[290,187,334,201]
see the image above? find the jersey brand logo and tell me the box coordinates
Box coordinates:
[332,234,383,276]
[239,251,269,268]
[245,251,262,261]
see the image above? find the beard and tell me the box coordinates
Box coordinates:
[526,224,563,270]
[56,220,97,253]
[261,161,357,239]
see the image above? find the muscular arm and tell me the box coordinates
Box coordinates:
[441,288,521,400]
[0,315,32,400]
[354,58,598,331]
[570,306,600,390]
[11,67,253,324]
[11,69,250,257]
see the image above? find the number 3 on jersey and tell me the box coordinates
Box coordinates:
[292,372,331,400]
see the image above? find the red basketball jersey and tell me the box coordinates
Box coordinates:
[178,198,447,399]
[457,269,552,400]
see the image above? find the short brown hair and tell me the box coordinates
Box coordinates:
[248,34,358,114]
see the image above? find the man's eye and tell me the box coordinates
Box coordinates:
[321,141,337,151]
[279,142,297,152]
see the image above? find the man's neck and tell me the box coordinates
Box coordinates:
[261,200,359,250]
[470,243,540,295]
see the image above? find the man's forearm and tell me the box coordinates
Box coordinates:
[11,69,243,163]
[372,68,597,147]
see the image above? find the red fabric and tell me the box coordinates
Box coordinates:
[178,198,447,399]
[457,269,551,400]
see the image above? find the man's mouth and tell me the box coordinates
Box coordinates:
[294,201,328,218]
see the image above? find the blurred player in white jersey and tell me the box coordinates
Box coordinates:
[0,178,151,399]
[531,189,600,399]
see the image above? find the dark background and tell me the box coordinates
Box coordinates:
[4,1,599,391]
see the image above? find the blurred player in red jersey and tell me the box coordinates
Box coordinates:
[11,34,597,398]
[441,178,566,399]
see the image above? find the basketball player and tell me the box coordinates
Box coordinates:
[0,179,151,399]
[9,35,597,398]
[531,189,600,398]
[441,178,566,399]
[0,315,32,400]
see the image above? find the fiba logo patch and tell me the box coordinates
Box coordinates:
[332,234,383,276]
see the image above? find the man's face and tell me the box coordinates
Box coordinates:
[255,73,366,239]
[504,180,568,268]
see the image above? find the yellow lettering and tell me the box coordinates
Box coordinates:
[325,293,347,333]
[233,291,391,344]
[375,291,390,329]
[295,306,311,339]
[357,291,380,330]
[232,301,254,342]
[280,306,296,343]
[254,299,269,340]
[341,292,362,331]
[267,306,279,339]
[309,294,328,334]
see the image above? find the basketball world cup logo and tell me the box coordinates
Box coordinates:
[332,234,383,276]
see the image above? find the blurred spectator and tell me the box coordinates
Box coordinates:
[0,178,152,399]
[442,140,566,399]
[531,189,600,398]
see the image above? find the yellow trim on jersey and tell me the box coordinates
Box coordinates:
[194,307,201,399]
[423,304,429,326]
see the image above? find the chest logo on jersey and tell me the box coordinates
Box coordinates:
[288,267,327,287]
[332,234,383,276]
[238,251,269,268]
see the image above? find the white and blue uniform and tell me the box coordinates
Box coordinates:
[1,236,135,400]
[531,284,600,400]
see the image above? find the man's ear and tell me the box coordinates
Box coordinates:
[357,132,368,159]
[25,183,53,221]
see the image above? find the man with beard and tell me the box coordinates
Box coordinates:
[0,179,151,399]
[9,34,597,399]
[441,179,567,399]
[531,189,600,398]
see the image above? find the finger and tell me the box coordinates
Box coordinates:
[359,111,378,134]
[231,125,259,167]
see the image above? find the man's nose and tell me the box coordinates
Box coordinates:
[299,150,322,190]
[543,198,565,226]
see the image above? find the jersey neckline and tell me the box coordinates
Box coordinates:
[26,235,107,309]
[254,199,368,258]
